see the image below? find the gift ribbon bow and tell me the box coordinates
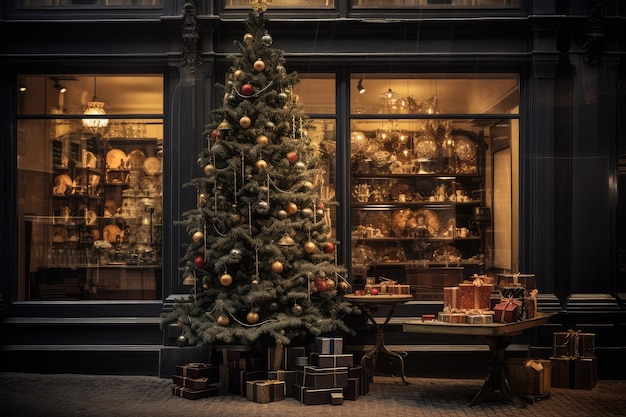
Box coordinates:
[524,359,544,372]
[379,276,398,285]
[566,329,582,358]
[472,276,485,287]
[497,295,522,322]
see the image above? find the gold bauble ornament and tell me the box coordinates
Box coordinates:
[325,279,336,290]
[285,202,298,215]
[192,231,204,243]
[246,311,260,324]
[253,58,266,72]
[233,69,243,80]
[219,273,233,286]
[256,159,267,170]
[256,134,268,145]
[271,260,284,273]
[203,164,215,176]
[340,281,350,291]
[303,241,316,253]
[303,181,314,190]
[239,115,252,128]
[301,208,313,218]
[217,315,231,326]
[243,33,253,45]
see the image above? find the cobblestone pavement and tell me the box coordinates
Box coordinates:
[1,372,625,417]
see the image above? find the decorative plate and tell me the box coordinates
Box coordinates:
[106,149,127,170]
[103,224,122,243]
[53,174,72,195]
[128,149,146,168]
[391,208,413,237]
[143,156,161,175]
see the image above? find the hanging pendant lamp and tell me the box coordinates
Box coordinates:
[82,77,109,132]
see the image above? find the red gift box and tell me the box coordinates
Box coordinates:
[459,277,493,310]
[443,286,460,310]
[493,299,520,322]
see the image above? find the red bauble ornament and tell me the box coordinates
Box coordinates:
[317,202,324,210]
[354,290,363,296]
[194,255,205,267]
[241,83,254,96]
[286,151,298,162]
[323,242,335,253]
[371,288,379,295]
[316,280,327,292]
[211,129,219,140]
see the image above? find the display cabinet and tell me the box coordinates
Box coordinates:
[350,125,487,298]
[28,129,163,300]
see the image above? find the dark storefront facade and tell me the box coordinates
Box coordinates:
[1,1,625,379]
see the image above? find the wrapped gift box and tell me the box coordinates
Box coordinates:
[422,314,436,322]
[344,377,360,400]
[550,356,573,388]
[573,357,597,390]
[173,375,214,390]
[315,337,343,354]
[465,313,494,324]
[172,385,219,400]
[330,392,344,405]
[459,282,493,310]
[443,286,460,310]
[348,366,369,395]
[553,331,595,358]
[294,385,344,405]
[267,346,306,371]
[228,369,266,396]
[438,312,465,323]
[310,353,354,368]
[498,273,536,290]
[227,357,264,370]
[506,358,551,395]
[246,380,285,403]
[500,285,527,299]
[267,370,296,397]
[296,365,348,389]
[175,363,219,381]
[493,300,519,323]
[387,284,411,295]
[294,356,309,367]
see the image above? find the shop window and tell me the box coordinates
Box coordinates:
[352,0,519,7]
[348,73,519,297]
[17,74,164,301]
[16,0,162,6]
[225,0,335,9]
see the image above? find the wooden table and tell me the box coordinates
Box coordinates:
[403,312,554,407]
[345,294,413,384]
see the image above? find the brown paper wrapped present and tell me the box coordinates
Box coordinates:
[507,358,551,395]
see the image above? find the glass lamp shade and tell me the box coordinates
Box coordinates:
[82,100,109,130]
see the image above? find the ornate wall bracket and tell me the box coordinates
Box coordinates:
[182,0,201,73]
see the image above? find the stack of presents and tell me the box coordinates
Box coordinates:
[171,335,369,405]
[434,273,538,324]
[504,330,597,397]
[361,277,411,295]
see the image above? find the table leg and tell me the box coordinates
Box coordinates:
[359,303,409,385]
[469,334,528,408]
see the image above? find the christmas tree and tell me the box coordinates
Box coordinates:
[162,3,357,349]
